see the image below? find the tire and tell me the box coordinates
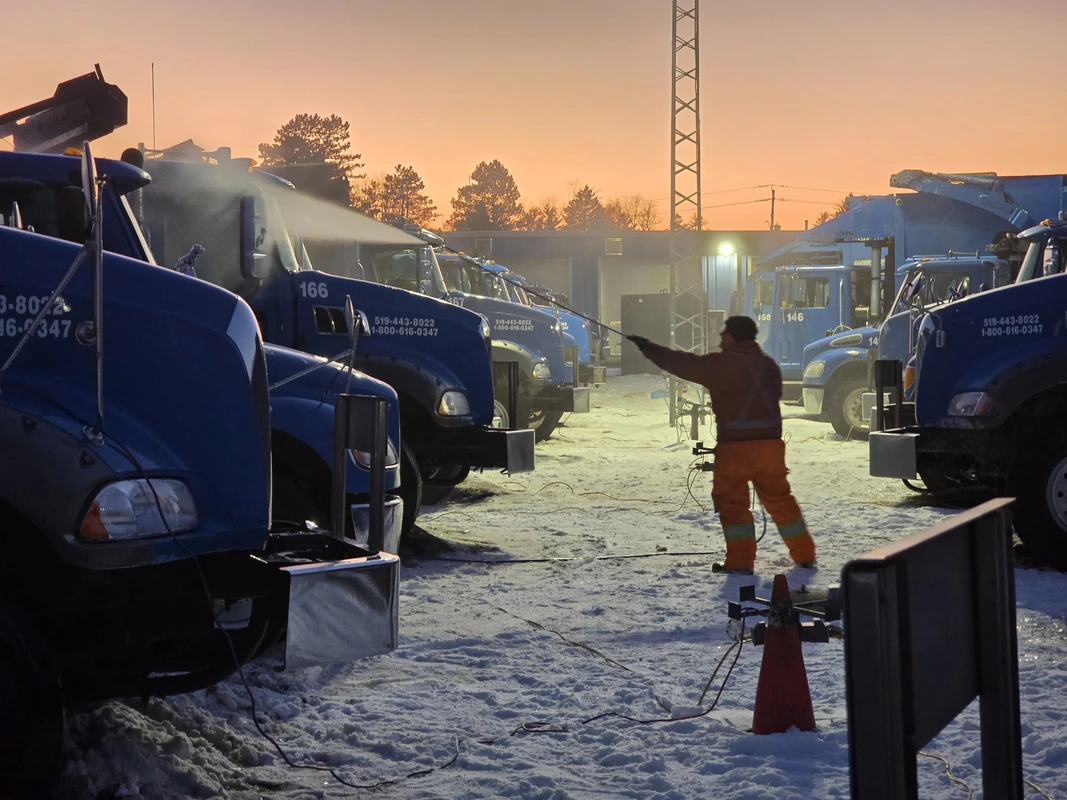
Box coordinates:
[531,410,564,443]
[272,472,327,531]
[399,442,423,536]
[828,376,869,441]
[420,464,471,506]
[0,606,64,798]
[492,399,510,429]
[1009,433,1067,569]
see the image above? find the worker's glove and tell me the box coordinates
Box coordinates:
[627,335,651,352]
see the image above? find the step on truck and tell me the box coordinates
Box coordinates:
[0,148,409,553]
[868,216,1067,566]
[134,150,534,519]
[0,145,400,792]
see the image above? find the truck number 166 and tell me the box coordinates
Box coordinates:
[300,282,329,299]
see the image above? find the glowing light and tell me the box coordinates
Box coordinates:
[718,242,735,256]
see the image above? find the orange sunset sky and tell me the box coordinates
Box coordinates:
[4,0,1063,231]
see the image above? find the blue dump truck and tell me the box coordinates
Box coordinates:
[132,151,533,517]
[432,251,590,441]
[868,216,1067,565]
[0,149,408,552]
[800,255,1011,438]
[486,265,608,387]
[748,169,1067,427]
[0,145,400,791]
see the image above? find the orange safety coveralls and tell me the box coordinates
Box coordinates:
[640,339,815,570]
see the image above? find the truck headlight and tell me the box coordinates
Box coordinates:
[479,317,491,342]
[352,438,400,469]
[437,391,470,416]
[948,391,999,417]
[80,479,198,541]
[532,363,552,380]
[803,361,825,379]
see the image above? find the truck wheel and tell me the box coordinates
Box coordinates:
[492,399,510,429]
[272,473,327,530]
[421,465,471,505]
[531,410,564,442]
[828,377,869,441]
[1009,435,1067,569]
[0,606,64,798]
[400,442,423,536]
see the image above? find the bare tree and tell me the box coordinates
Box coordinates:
[604,194,660,231]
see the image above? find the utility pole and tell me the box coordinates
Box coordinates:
[669,0,705,429]
[769,186,776,231]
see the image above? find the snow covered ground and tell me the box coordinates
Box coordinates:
[59,375,1067,799]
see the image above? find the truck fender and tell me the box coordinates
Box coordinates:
[491,340,541,381]
[268,396,396,495]
[351,352,465,419]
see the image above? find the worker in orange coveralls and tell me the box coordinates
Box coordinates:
[628,316,815,574]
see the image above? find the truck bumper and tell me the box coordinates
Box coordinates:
[861,390,899,423]
[579,364,607,386]
[869,429,920,479]
[260,532,400,670]
[440,425,536,473]
[349,496,403,554]
[802,387,824,416]
[537,386,591,414]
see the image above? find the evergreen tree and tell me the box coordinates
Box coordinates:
[447,160,523,230]
[258,114,363,181]
[564,185,607,231]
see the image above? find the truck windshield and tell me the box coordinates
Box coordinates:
[360,244,446,295]
[890,268,973,315]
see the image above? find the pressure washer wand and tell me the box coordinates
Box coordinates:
[440,246,628,338]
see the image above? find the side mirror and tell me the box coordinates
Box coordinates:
[344,295,371,341]
[80,142,98,221]
[239,195,269,280]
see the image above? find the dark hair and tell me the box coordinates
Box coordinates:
[722,315,758,341]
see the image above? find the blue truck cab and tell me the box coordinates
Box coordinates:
[800,256,1009,438]
[868,217,1067,565]
[0,150,408,552]
[432,251,590,441]
[0,146,400,789]
[751,264,873,398]
[496,269,607,387]
[133,153,533,521]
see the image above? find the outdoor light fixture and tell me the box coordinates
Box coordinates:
[718,242,735,256]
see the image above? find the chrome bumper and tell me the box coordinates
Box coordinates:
[350,496,403,554]
[539,386,591,413]
[260,533,400,670]
[868,430,919,479]
[802,387,824,416]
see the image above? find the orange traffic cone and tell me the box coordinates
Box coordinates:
[751,574,816,735]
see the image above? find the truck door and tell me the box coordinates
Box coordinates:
[744,271,774,347]
[772,269,837,382]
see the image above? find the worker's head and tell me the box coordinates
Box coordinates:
[720,315,758,350]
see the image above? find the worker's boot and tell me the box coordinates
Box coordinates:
[716,537,756,575]
[712,561,754,575]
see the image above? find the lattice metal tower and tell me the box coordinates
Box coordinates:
[669,0,705,426]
